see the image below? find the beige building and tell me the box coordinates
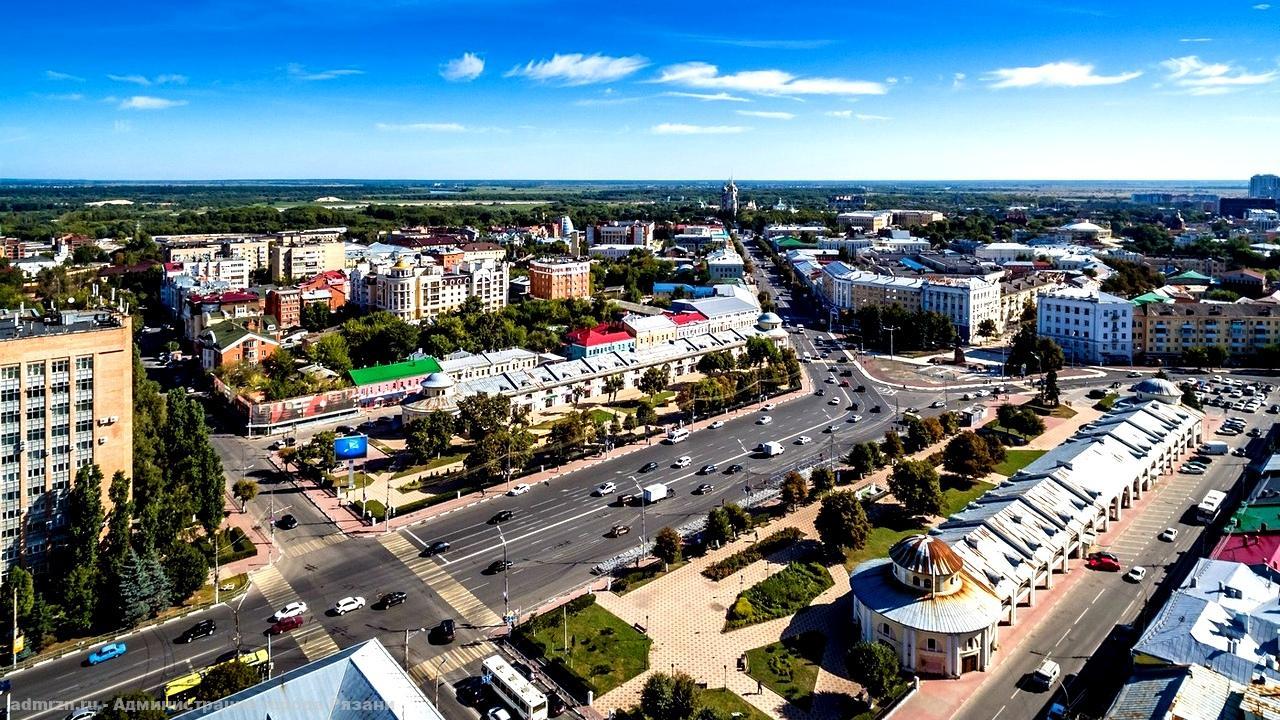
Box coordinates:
[998,275,1063,330]
[529,257,592,300]
[160,235,273,271]
[360,256,508,323]
[1134,302,1280,359]
[269,239,346,282]
[891,209,945,227]
[837,210,893,233]
[0,309,132,578]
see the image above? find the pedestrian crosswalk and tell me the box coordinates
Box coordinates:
[251,564,341,661]
[295,624,341,661]
[379,533,503,628]
[408,641,494,684]
[284,532,346,558]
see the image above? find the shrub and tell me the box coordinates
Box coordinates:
[726,562,833,629]
[729,596,755,622]
[703,527,804,581]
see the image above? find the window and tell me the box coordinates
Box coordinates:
[927,638,937,651]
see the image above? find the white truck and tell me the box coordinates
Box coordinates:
[759,441,785,457]
[1200,441,1229,455]
[642,483,669,504]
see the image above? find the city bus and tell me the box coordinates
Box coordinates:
[163,649,272,704]
[1196,490,1227,523]
[665,428,690,444]
[482,655,547,720]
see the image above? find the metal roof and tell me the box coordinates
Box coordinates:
[348,357,443,386]
[849,559,1002,635]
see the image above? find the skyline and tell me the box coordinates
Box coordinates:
[2,0,1279,181]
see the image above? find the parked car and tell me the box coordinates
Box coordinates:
[490,510,515,524]
[695,483,715,494]
[1159,528,1179,542]
[1086,555,1121,572]
[1180,464,1205,475]
[507,483,531,496]
[378,591,408,608]
[641,461,660,473]
[709,420,725,429]
[333,596,366,615]
[177,619,216,643]
[87,642,128,665]
[1233,447,1249,457]
[272,602,308,622]
[269,615,304,635]
[594,481,616,496]
[487,709,513,720]
[277,514,299,530]
[815,388,826,396]
[609,524,631,537]
[1126,566,1147,582]
[761,403,776,411]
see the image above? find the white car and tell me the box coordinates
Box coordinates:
[931,400,945,408]
[825,424,839,433]
[1159,528,1179,542]
[796,436,812,445]
[674,456,692,468]
[761,403,776,411]
[333,596,365,615]
[593,481,616,496]
[273,602,308,621]
[507,483,531,496]
[848,414,863,423]
[824,377,836,384]
[709,420,725,429]
[756,416,773,425]
[1126,566,1147,582]
[487,709,513,720]
[827,398,840,405]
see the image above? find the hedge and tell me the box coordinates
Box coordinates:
[352,499,387,522]
[725,561,833,630]
[703,527,804,581]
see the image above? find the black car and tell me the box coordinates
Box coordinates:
[815,389,825,396]
[378,591,407,608]
[725,464,744,474]
[336,425,355,435]
[486,560,513,573]
[177,619,216,643]
[277,514,299,530]
[640,461,660,473]
[870,404,882,413]
[437,618,456,642]
[424,540,451,555]
[549,693,568,717]
[490,510,514,524]
[855,385,867,393]
[699,464,718,475]
[455,677,484,706]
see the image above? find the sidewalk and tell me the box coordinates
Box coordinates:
[218,494,277,577]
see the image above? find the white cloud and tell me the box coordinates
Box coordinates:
[985,61,1142,88]
[825,110,853,118]
[662,91,751,103]
[654,61,886,96]
[108,74,152,85]
[155,74,188,85]
[1254,3,1270,9]
[824,110,890,120]
[440,52,484,82]
[952,72,966,88]
[287,63,364,81]
[107,72,186,86]
[376,122,468,132]
[650,123,748,135]
[1179,37,1214,43]
[45,70,84,82]
[855,114,891,121]
[735,110,795,120]
[1161,55,1277,95]
[119,96,187,110]
[42,93,84,101]
[506,53,649,85]
[113,120,132,133]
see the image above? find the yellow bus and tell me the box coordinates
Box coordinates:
[163,649,272,703]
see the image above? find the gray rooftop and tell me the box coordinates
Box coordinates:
[0,309,125,342]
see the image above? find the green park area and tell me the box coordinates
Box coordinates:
[515,595,650,696]
[745,631,826,710]
[993,449,1047,477]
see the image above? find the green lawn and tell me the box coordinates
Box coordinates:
[842,477,992,571]
[329,470,376,489]
[391,452,468,480]
[940,479,991,515]
[993,449,1047,477]
[843,523,918,571]
[726,562,833,630]
[612,560,688,595]
[588,408,616,425]
[650,390,677,405]
[745,632,826,710]
[518,598,650,695]
[1094,392,1119,411]
[700,688,772,720]
[1024,400,1078,419]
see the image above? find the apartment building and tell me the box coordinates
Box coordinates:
[837,211,893,233]
[890,209,944,227]
[1134,302,1280,359]
[1036,287,1133,364]
[921,277,1001,342]
[528,257,592,300]
[0,309,132,578]
[357,256,508,323]
[705,247,746,281]
[159,234,273,271]
[268,239,346,283]
[586,221,658,250]
[998,275,1063,330]
[265,288,301,329]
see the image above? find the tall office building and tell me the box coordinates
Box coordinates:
[0,309,132,579]
[1250,174,1280,200]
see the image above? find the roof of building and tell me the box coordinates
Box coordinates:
[775,237,819,249]
[683,296,759,318]
[1130,291,1174,306]
[1170,269,1213,281]
[1227,504,1280,534]
[189,290,260,305]
[889,535,964,577]
[566,323,634,347]
[200,320,278,352]
[1133,377,1182,398]
[623,314,677,333]
[1140,302,1277,319]
[1061,221,1107,232]
[757,311,783,326]
[665,310,708,325]
[348,357,444,386]
[174,639,445,720]
[0,309,127,342]
[421,372,454,389]
[849,558,1002,634]
[1211,533,1280,568]
[1105,666,1241,720]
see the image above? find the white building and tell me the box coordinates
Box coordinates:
[1246,209,1280,233]
[589,243,652,260]
[922,277,1001,343]
[974,242,1035,264]
[353,256,508,323]
[817,236,874,255]
[837,211,893,233]
[1036,287,1134,365]
[705,247,746,281]
[587,220,658,250]
[763,224,828,239]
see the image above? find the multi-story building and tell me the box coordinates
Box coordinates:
[158,234,273,271]
[586,221,657,250]
[181,290,264,342]
[890,209,944,227]
[1036,288,1133,365]
[1245,209,1280,233]
[705,247,746,281]
[998,275,1063,330]
[623,314,677,351]
[268,239,346,283]
[975,243,1036,264]
[1134,302,1280,360]
[1218,268,1271,298]
[837,211,892,233]
[265,288,301,329]
[763,224,828,240]
[459,242,506,264]
[671,226,730,253]
[820,262,923,313]
[528,257,591,300]
[922,277,1001,343]
[1219,197,1277,219]
[1250,173,1280,200]
[359,256,508,323]
[197,320,280,371]
[0,309,132,578]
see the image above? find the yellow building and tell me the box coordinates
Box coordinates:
[0,309,132,577]
[1134,302,1280,359]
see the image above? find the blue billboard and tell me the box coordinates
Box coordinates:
[334,434,369,460]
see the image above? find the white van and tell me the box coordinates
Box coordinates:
[1029,659,1060,691]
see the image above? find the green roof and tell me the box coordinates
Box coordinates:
[1228,504,1280,534]
[1131,291,1173,306]
[776,237,817,249]
[1169,270,1212,282]
[348,357,443,386]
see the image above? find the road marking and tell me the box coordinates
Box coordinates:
[379,533,503,627]
[284,533,346,558]
[1057,628,1071,647]
[1092,589,1105,603]
[992,705,1006,720]
[404,527,426,548]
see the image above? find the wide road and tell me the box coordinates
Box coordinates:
[955,396,1264,720]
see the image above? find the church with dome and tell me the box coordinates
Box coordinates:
[850,535,1003,677]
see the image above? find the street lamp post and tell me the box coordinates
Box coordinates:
[630,475,647,553]
[403,627,427,671]
[435,656,449,707]
[496,525,510,623]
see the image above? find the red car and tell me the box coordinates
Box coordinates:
[839,380,850,387]
[269,615,304,634]
[1086,555,1121,572]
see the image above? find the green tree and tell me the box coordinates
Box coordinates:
[548,411,594,460]
[745,336,781,366]
[696,350,736,375]
[455,393,512,441]
[1181,346,1210,369]
[306,332,352,375]
[653,527,682,568]
[232,479,259,512]
[94,691,169,720]
[848,641,901,698]
[62,564,99,634]
[66,463,105,569]
[723,503,751,536]
[889,460,943,517]
[405,411,456,464]
[300,301,330,331]
[815,491,870,558]
[977,318,999,338]
[165,542,210,602]
[782,471,809,510]
[635,402,658,431]
[1042,369,1061,406]
[622,413,638,432]
[1206,345,1229,368]
[846,442,883,479]
[638,364,671,397]
[1181,382,1203,410]
[0,566,35,642]
[195,660,261,702]
[810,466,836,494]
[943,431,997,481]
[705,507,734,548]
[639,671,699,720]
[103,471,133,563]
[881,430,905,463]
[113,548,171,628]
[464,427,536,485]
[603,374,625,403]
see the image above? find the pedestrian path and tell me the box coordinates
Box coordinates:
[250,564,341,661]
[283,533,347,558]
[409,641,494,684]
[379,533,503,627]
[294,623,342,662]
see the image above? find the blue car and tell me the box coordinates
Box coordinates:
[88,642,127,665]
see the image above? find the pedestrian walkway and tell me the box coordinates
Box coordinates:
[409,640,495,685]
[247,564,341,662]
[378,533,503,627]
[283,532,346,558]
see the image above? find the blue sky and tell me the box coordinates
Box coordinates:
[1,0,1278,180]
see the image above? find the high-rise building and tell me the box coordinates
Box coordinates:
[1036,288,1133,365]
[721,178,739,217]
[1249,174,1280,200]
[0,309,132,579]
[357,256,508,322]
[528,257,592,300]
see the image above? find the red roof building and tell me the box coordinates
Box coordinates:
[1211,533,1280,569]
[565,322,636,358]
